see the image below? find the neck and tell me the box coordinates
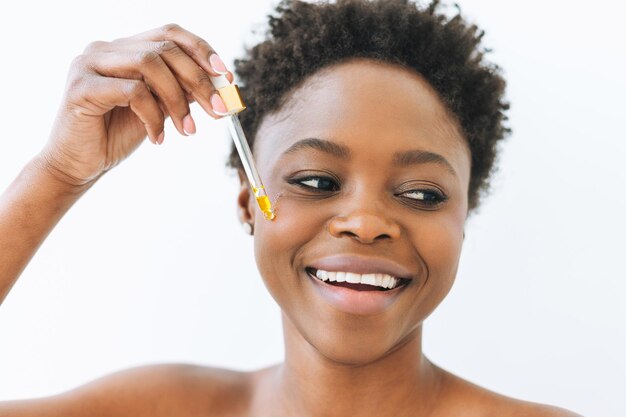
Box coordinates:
[257,312,443,417]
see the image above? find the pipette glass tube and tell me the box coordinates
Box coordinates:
[210,74,275,221]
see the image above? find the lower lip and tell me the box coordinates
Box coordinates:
[305,271,409,316]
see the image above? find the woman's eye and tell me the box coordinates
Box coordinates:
[290,176,339,192]
[287,175,446,207]
[399,189,447,206]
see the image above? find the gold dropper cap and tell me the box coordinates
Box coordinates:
[216,84,246,114]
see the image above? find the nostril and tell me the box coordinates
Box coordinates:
[343,231,359,239]
[342,231,391,243]
[328,213,401,242]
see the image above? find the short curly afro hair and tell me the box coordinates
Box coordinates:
[228,0,510,211]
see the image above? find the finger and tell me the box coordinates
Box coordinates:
[69,75,166,144]
[128,24,229,78]
[85,41,228,119]
[82,51,193,136]
[86,38,234,84]
[142,40,231,119]
[185,92,196,104]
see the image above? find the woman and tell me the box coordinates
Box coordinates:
[0,0,581,415]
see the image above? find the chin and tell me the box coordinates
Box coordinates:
[288,311,419,366]
[317,345,395,366]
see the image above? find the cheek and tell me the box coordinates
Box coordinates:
[421,221,463,282]
[251,192,328,303]
[407,208,466,317]
[420,209,464,270]
[252,172,335,254]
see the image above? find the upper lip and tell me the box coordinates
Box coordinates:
[307,255,415,280]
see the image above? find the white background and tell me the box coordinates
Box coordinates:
[0,1,624,416]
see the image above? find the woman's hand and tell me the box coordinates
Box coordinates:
[38,23,231,188]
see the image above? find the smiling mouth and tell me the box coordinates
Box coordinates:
[305,267,410,292]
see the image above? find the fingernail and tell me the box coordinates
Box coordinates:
[157,131,165,145]
[183,114,196,135]
[209,53,228,75]
[210,94,229,115]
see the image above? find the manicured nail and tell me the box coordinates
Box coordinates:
[210,93,228,115]
[182,114,196,135]
[156,131,165,145]
[209,53,228,74]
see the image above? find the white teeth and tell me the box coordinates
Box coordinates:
[345,272,360,283]
[315,269,329,281]
[310,269,404,289]
[381,274,391,288]
[361,273,377,286]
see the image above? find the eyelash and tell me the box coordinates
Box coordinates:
[288,176,340,193]
[287,175,448,208]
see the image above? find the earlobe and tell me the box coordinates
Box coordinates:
[236,170,254,226]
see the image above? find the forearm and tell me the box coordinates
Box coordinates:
[0,156,92,305]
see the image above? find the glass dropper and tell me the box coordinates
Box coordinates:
[209,74,275,221]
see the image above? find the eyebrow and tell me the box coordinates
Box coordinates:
[281,137,456,176]
[393,149,457,176]
[281,138,350,159]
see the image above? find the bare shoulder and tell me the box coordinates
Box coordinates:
[72,363,254,416]
[434,366,583,417]
[506,402,584,417]
[0,363,253,417]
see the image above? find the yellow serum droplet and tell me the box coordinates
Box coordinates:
[256,195,276,220]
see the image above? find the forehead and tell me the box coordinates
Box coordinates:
[254,59,470,176]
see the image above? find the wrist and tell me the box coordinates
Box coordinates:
[27,153,97,197]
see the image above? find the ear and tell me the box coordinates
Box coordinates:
[236,170,254,226]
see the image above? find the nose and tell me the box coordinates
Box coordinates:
[328,207,401,244]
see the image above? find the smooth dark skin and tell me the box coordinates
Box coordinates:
[0,25,580,417]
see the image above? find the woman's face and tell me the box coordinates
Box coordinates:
[238,59,471,364]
